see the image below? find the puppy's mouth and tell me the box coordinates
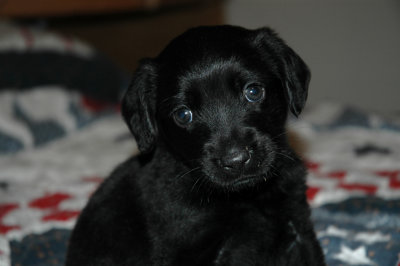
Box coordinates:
[201,152,276,191]
[229,173,268,187]
[199,131,278,191]
[201,170,272,192]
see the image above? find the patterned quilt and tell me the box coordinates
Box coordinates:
[1,22,400,266]
[297,103,400,266]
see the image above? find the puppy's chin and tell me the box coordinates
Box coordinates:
[212,173,270,191]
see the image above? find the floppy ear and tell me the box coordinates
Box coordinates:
[254,28,311,117]
[122,59,158,153]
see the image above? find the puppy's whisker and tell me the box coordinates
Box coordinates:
[275,151,296,162]
[270,130,290,141]
[270,122,311,141]
[196,178,214,205]
[190,176,203,193]
[177,166,202,180]
[269,165,280,178]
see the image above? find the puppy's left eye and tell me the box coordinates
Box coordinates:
[173,107,193,127]
[243,84,265,103]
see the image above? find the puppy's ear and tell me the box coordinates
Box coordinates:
[122,59,158,153]
[254,28,311,117]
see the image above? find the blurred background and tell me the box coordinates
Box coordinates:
[1,0,399,113]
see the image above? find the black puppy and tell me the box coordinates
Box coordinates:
[67,25,325,266]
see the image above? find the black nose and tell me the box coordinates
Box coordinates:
[220,147,251,171]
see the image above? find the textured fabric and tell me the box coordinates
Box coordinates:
[0,21,126,154]
[0,87,118,154]
[294,103,400,266]
[0,112,137,266]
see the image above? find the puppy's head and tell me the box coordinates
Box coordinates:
[122,25,310,191]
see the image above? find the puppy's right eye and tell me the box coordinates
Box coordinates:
[173,107,193,127]
[243,83,265,103]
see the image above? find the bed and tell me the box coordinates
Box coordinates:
[1,23,399,266]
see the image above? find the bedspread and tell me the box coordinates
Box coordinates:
[2,97,399,266]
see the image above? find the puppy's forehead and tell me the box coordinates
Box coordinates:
[176,58,261,105]
[177,58,239,98]
[156,26,280,108]
[180,57,253,87]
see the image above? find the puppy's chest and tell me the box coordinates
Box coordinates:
[154,203,298,264]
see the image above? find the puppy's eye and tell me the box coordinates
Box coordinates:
[173,107,193,127]
[243,84,265,103]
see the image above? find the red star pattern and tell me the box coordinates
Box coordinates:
[305,160,400,203]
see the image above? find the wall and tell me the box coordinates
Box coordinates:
[50,1,224,71]
[225,0,400,113]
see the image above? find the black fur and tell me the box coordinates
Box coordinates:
[66,25,325,266]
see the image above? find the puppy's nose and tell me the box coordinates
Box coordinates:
[220,147,251,171]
